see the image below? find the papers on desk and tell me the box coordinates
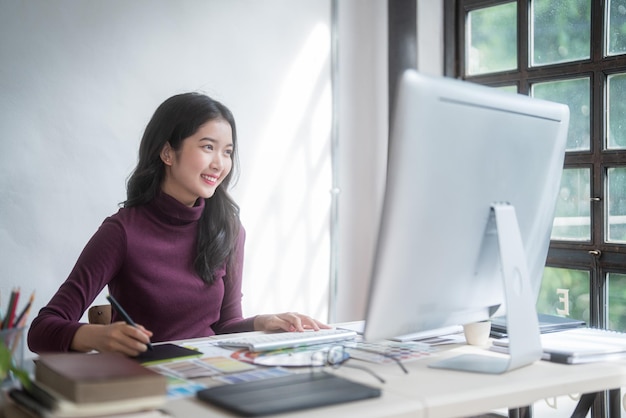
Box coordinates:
[144,340,299,399]
[391,324,464,343]
[226,338,433,367]
[346,340,433,364]
[491,327,626,364]
[149,356,256,379]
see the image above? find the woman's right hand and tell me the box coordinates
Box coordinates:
[71,321,153,356]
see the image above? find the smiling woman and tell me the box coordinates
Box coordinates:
[160,107,234,205]
[0,1,338,361]
[27,92,329,356]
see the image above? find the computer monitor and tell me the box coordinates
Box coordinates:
[363,70,569,373]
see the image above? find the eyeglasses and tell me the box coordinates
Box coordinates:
[346,345,409,375]
[310,345,408,384]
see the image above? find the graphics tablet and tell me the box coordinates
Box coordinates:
[196,371,381,416]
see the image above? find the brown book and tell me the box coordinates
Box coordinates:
[4,403,37,418]
[34,352,167,404]
[5,399,170,418]
[7,383,166,418]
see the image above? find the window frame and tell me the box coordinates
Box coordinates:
[444,0,626,331]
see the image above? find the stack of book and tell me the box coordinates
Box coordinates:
[5,352,168,418]
[489,313,586,338]
[491,327,626,364]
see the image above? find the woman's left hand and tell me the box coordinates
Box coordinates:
[254,312,332,332]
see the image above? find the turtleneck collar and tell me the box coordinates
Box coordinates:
[150,190,205,225]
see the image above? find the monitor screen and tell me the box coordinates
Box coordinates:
[363,70,569,373]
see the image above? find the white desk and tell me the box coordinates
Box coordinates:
[161,335,626,418]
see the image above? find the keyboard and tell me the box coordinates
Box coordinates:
[216,328,358,352]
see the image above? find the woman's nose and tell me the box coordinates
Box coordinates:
[210,155,223,170]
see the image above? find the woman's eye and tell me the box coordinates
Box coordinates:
[203,144,213,151]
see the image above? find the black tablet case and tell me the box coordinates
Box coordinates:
[196,371,382,416]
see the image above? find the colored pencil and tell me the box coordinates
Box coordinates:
[2,288,19,329]
[14,291,35,328]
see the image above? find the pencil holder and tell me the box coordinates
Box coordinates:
[0,327,25,384]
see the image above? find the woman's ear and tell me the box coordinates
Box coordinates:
[160,142,173,166]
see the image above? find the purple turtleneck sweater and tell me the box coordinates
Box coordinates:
[27,192,255,353]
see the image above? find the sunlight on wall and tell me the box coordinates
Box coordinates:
[238,23,332,320]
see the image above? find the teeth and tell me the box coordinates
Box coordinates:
[202,175,217,182]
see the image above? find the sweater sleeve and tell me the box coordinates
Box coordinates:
[212,227,256,334]
[27,219,126,353]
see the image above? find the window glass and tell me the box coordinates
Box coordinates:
[537,267,589,324]
[607,0,626,56]
[607,167,626,243]
[552,168,591,241]
[532,78,590,151]
[531,0,591,66]
[607,73,626,150]
[452,0,626,357]
[466,2,517,75]
[608,272,626,330]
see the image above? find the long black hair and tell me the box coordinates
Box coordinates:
[125,92,240,284]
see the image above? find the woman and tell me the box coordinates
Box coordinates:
[28,92,328,356]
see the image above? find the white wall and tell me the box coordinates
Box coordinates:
[0,0,444,357]
[333,0,388,322]
[0,0,332,357]
[417,0,444,77]
[334,0,444,322]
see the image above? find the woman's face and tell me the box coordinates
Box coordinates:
[160,118,233,206]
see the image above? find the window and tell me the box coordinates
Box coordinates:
[446,1,626,415]
[446,0,626,334]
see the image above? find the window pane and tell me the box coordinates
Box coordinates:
[552,168,591,241]
[607,0,626,56]
[466,2,517,75]
[532,78,590,151]
[607,73,626,149]
[607,167,626,243]
[531,0,591,66]
[537,267,589,324]
[608,273,626,331]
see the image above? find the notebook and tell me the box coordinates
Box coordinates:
[196,371,381,416]
[491,327,626,364]
[490,313,585,338]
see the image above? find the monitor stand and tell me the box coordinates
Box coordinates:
[429,203,543,374]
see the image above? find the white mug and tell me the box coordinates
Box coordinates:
[463,321,491,346]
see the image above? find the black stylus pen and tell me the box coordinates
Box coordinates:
[106,294,154,350]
